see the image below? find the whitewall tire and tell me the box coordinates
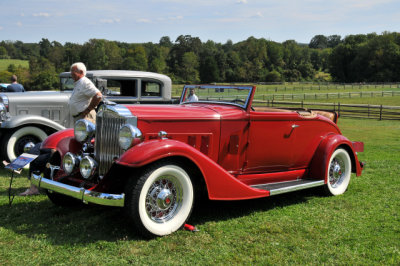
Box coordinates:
[125,162,194,237]
[3,126,47,163]
[325,148,352,196]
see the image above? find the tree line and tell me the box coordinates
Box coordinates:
[0,32,399,90]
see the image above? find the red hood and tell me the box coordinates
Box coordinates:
[124,103,246,121]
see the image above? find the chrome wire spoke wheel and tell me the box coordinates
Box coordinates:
[125,162,194,237]
[325,148,352,196]
[329,157,346,188]
[145,175,183,223]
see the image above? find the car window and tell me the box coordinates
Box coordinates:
[106,79,137,97]
[141,81,161,97]
[60,77,95,91]
[60,77,75,91]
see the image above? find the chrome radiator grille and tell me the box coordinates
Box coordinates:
[95,105,137,177]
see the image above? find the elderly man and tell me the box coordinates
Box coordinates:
[69,62,102,123]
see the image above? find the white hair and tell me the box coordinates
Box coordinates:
[70,62,87,76]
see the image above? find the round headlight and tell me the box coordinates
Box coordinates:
[119,124,142,150]
[0,103,7,121]
[63,152,78,174]
[74,119,95,143]
[80,156,97,179]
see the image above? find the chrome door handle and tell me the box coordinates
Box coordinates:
[292,124,300,128]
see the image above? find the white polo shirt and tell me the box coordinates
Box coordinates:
[69,76,100,116]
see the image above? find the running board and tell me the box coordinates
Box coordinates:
[251,179,325,196]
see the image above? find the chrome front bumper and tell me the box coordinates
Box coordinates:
[31,173,125,207]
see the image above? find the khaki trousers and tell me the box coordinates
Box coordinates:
[73,109,97,124]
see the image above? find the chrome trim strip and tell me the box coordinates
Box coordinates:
[31,173,125,207]
[269,180,324,196]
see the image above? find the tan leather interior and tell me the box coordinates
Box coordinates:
[312,110,336,122]
[252,107,337,122]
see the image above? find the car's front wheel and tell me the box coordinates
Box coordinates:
[125,162,194,237]
[324,148,352,196]
[1,126,48,163]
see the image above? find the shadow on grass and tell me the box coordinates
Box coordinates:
[189,187,322,225]
[0,197,143,244]
[0,187,322,244]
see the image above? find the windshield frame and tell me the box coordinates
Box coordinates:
[179,85,254,110]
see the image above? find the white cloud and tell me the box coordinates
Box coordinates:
[168,15,183,20]
[237,0,248,4]
[33,12,50,17]
[100,18,121,24]
[137,18,151,23]
[0,26,3,30]
[17,22,23,27]
[346,0,395,9]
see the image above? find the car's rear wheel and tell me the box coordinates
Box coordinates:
[1,126,48,164]
[125,162,194,237]
[324,148,352,196]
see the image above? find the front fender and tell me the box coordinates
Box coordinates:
[309,133,363,182]
[41,129,81,157]
[1,115,65,131]
[117,139,269,200]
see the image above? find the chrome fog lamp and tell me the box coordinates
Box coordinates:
[119,124,142,150]
[63,152,79,174]
[74,119,95,143]
[80,156,97,179]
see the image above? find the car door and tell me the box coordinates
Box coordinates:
[244,111,298,173]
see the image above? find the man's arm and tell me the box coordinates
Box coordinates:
[82,92,103,116]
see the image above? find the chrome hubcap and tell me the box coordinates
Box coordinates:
[145,176,183,223]
[23,142,36,153]
[329,157,346,187]
[156,189,173,210]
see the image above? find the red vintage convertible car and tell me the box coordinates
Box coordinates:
[31,85,364,237]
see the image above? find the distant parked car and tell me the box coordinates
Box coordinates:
[0,70,173,163]
[0,84,10,92]
[31,84,364,237]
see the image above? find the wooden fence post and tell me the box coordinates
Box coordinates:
[380,105,383,120]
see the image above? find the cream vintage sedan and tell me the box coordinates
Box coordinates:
[0,70,172,163]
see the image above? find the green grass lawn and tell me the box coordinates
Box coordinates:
[0,118,399,264]
[0,59,29,71]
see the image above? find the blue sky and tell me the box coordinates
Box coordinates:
[0,0,399,44]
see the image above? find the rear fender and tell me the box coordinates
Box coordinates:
[117,139,269,200]
[309,134,363,182]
